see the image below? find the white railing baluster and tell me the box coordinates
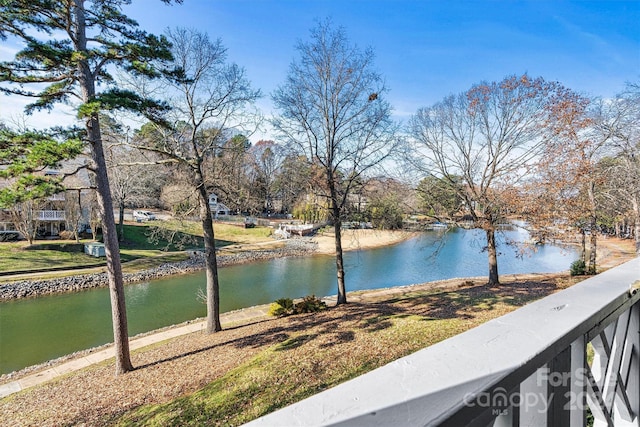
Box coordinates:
[36,210,65,221]
[591,325,615,425]
[490,397,516,427]
[600,308,631,422]
[519,367,549,426]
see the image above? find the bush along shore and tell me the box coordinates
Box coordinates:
[0,239,318,300]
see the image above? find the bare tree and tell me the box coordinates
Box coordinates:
[530,92,614,274]
[133,28,260,332]
[211,134,255,214]
[249,140,284,213]
[8,200,43,245]
[274,154,312,215]
[594,83,640,254]
[409,74,576,285]
[64,189,84,242]
[272,20,399,304]
[160,180,200,216]
[104,126,164,241]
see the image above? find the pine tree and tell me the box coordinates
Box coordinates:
[0,0,180,375]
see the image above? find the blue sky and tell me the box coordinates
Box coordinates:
[1,0,639,133]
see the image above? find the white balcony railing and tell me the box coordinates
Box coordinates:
[47,193,65,201]
[37,210,65,221]
[246,258,640,427]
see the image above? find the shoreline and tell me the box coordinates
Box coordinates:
[0,230,633,301]
[0,235,635,390]
[0,229,416,301]
[0,239,317,300]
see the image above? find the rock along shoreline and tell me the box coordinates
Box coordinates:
[0,239,318,301]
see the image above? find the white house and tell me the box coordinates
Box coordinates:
[208,193,230,218]
[0,159,93,240]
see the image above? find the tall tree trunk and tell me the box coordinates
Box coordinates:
[632,197,640,255]
[486,227,500,286]
[75,189,81,242]
[334,215,347,305]
[580,229,587,263]
[75,0,132,375]
[587,181,597,274]
[118,200,125,242]
[329,182,347,305]
[24,203,34,245]
[588,219,597,274]
[198,184,222,332]
[87,118,133,374]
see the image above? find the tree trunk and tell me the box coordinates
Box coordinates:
[198,184,222,332]
[328,180,347,305]
[75,0,132,375]
[632,197,640,255]
[334,216,347,304]
[588,220,597,274]
[75,189,81,242]
[88,117,133,375]
[587,181,597,274]
[118,200,125,242]
[486,227,500,286]
[580,229,586,263]
[24,204,34,245]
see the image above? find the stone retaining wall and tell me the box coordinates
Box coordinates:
[0,239,318,300]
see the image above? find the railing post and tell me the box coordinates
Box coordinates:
[570,335,587,427]
[548,347,572,426]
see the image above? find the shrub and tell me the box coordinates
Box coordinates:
[294,295,327,314]
[268,298,294,317]
[570,259,587,276]
[268,295,327,317]
[59,230,75,240]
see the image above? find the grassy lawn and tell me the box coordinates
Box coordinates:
[0,220,274,276]
[0,241,104,273]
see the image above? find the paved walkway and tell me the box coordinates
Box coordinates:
[0,304,273,399]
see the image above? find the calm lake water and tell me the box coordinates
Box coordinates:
[0,228,577,374]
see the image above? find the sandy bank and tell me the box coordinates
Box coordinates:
[312,229,418,255]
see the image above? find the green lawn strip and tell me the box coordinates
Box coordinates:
[120,223,203,251]
[112,284,549,426]
[213,223,273,245]
[0,221,274,277]
[0,242,101,273]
